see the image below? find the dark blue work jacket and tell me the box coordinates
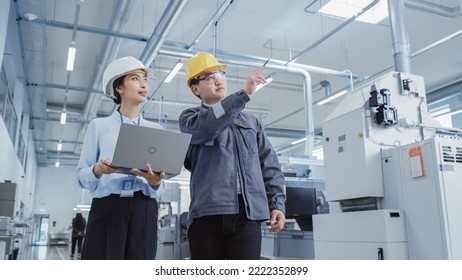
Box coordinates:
[179,89,286,224]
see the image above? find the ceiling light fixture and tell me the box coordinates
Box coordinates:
[66,44,76,71]
[164,62,184,83]
[60,112,67,125]
[23,13,38,21]
[291,137,307,145]
[319,0,388,25]
[255,76,274,92]
[316,89,348,105]
[430,107,450,117]
[435,108,462,118]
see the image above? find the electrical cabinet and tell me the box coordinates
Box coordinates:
[0,183,16,218]
[313,209,408,259]
[381,135,462,259]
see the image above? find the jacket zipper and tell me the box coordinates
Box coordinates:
[232,124,248,216]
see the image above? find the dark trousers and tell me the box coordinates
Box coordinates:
[81,191,158,260]
[71,236,84,255]
[187,195,262,260]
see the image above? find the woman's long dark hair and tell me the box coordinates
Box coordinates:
[74,213,85,230]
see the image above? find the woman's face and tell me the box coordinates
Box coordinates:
[116,70,149,105]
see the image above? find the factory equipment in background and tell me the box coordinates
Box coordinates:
[156,182,190,260]
[313,71,462,259]
[261,158,328,259]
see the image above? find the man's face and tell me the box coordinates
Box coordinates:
[191,69,227,105]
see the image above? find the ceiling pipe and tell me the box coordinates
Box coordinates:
[333,1,462,96]
[405,0,462,18]
[388,0,411,73]
[109,0,189,118]
[81,0,136,120]
[353,27,462,94]
[289,0,381,65]
[263,80,331,129]
[320,80,332,97]
[427,79,462,106]
[158,49,315,156]
[69,0,138,159]
[14,0,50,163]
[139,0,188,67]
[187,0,234,51]
[147,97,271,119]
[20,17,353,82]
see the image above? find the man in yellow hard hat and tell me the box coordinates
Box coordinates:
[179,52,286,260]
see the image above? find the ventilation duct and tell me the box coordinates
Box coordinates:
[388,0,411,73]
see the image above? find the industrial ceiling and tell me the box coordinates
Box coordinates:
[4,0,462,167]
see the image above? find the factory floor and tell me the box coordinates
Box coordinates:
[19,244,72,260]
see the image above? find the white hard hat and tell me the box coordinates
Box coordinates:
[102,56,154,101]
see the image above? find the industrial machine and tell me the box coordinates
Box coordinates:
[313,71,462,259]
[261,163,327,259]
[156,181,190,260]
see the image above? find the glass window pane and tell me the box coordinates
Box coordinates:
[4,94,17,144]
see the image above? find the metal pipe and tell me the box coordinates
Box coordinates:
[82,0,136,120]
[19,17,353,80]
[405,0,462,18]
[263,80,330,128]
[187,0,234,51]
[388,0,412,73]
[158,49,316,156]
[289,0,381,64]
[139,0,188,67]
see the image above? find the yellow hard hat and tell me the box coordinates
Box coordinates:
[185,52,227,87]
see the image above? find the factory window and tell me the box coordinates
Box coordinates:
[0,77,5,117]
[433,114,453,128]
[0,88,5,117]
[17,130,26,167]
[0,64,18,145]
[3,92,18,144]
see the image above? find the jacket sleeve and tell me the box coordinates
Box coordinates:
[76,120,100,193]
[179,90,250,145]
[256,119,286,213]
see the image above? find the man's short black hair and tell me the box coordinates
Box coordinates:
[189,78,202,100]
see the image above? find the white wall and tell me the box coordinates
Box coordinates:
[450,95,462,129]
[0,116,28,214]
[34,166,92,233]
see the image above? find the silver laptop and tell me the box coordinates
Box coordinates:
[111,123,192,179]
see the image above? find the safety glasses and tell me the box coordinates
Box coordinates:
[197,70,226,83]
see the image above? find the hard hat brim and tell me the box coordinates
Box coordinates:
[105,67,154,96]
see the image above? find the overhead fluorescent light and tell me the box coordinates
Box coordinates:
[255,76,274,92]
[430,107,450,117]
[291,137,307,145]
[57,142,63,151]
[66,46,76,71]
[76,204,91,208]
[55,161,60,167]
[278,155,324,166]
[319,0,388,24]
[60,112,67,124]
[317,89,348,105]
[164,62,184,83]
[436,108,462,118]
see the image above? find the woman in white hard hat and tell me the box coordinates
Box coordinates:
[77,56,165,260]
